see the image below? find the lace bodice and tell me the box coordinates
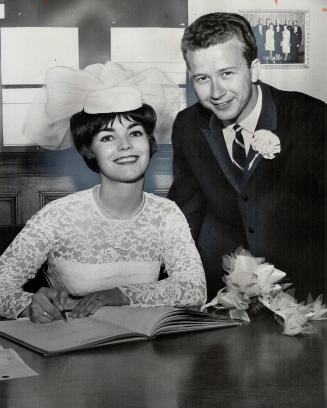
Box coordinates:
[0,187,206,318]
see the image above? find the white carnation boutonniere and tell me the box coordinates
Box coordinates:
[249,130,281,169]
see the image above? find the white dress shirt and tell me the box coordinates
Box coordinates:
[222,85,262,160]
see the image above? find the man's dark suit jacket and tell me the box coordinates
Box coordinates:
[168,82,326,301]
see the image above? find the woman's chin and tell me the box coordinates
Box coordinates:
[103,171,146,184]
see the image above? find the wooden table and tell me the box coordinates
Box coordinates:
[0,311,325,408]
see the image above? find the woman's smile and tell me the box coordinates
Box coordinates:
[91,116,150,183]
[113,155,140,165]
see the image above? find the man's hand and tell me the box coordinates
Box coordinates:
[28,287,70,323]
[69,288,129,318]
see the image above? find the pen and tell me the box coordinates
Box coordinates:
[44,272,68,323]
[60,309,68,323]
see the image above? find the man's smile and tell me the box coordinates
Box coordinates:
[211,97,234,109]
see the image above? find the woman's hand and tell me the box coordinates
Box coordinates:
[28,287,70,323]
[69,288,129,318]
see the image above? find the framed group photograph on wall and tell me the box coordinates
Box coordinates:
[240,10,309,68]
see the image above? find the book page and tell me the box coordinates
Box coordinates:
[0,317,139,355]
[93,306,240,337]
[93,306,177,337]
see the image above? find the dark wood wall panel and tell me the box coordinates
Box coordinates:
[0,175,79,223]
[0,193,19,225]
[39,191,75,208]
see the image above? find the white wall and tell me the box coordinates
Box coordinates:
[189,0,327,102]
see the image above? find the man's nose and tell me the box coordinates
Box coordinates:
[210,80,226,100]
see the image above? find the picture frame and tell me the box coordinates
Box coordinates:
[240,10,309,68]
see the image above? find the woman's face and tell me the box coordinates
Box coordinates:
[91,116,150,183]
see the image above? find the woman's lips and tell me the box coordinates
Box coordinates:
[114,155,139,164]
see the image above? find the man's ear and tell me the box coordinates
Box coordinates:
[250,58,261,83]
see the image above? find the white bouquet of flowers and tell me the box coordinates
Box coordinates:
[202,247,327,335]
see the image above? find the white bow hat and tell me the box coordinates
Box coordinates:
[23,61,180,149]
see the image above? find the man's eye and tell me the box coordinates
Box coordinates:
[195,76,209,84]
[222,71,233,78]
[100,135,114,142]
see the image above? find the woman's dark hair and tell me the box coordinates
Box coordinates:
[70,103,157,173]
[181,13,257,68]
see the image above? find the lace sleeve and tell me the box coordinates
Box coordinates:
[0,209,55,319]
[119,203,207,307]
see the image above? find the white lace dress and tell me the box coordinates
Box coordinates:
[0,187,207,319]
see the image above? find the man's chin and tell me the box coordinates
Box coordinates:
[203,101,238,122]
[210,107,239,122]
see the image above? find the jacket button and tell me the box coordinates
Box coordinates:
[248,227,255,234]
[242,194,248,202]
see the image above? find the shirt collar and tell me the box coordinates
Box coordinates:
[239,85,262,134]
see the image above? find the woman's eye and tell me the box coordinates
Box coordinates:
[130,130,144,137]
[100,135,114,142]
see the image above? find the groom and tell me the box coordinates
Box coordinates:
[168,13,326,301]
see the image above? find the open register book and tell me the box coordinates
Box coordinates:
[0,306,240,356]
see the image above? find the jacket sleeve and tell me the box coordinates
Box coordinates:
[167,111,206,242]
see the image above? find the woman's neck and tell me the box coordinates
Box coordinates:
[97,177,145,220]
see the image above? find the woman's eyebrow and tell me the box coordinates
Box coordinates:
[127,123,142,130]
[99,123,141,132]
[99,127,114,132]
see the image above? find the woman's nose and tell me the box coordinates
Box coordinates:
[118,136,132,151]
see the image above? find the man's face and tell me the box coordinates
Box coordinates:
[186,37,260,124]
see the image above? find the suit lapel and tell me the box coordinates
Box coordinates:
[255,82,277,131]
[240,147,261,189]
[200,82,277,193]
[241,82,278,190]
[201,116,241,193]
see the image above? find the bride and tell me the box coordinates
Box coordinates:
[0,62,207,322]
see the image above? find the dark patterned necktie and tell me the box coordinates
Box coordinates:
[232,124,246,171]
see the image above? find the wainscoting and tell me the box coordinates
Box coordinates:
[0,144,173,252]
